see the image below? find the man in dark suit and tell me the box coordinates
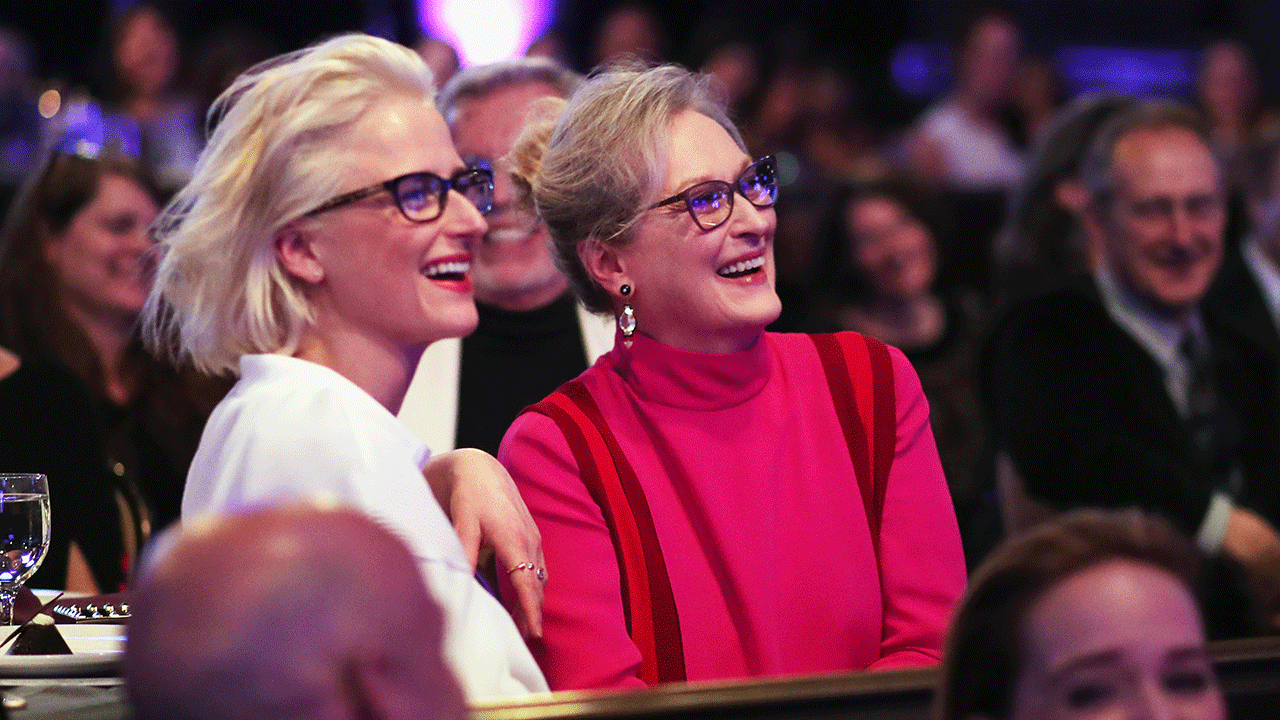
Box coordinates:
[1206,127,1280,361]
[985,102,1280,635]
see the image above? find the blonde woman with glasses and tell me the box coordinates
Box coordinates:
[142,34,547,699]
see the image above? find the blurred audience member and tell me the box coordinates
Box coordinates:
[187,26,278,129]
[0,27,40,192]
[400,57,612,459]
[125,504,468,720]
[742,61,807,158]
[1009,54,1063,147]
[993,94,1135,306]
[909,7,1024,191]
[590,3,662,68]
[526,31,569,67]
[103,3,202,191]
[0,133,228,592]
[810,176,985,536]
[937,508,1226,720]
[1206,126,1280,362]
[701,41,759,121]
[1196,39,1274,193]
[984,102,1280,636]
[799,64,878,181]
[415,36,461,88]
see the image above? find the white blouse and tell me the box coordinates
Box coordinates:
[184,353,547,699]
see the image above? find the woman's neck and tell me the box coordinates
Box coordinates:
[64,304,137,405]
[850,293,945,349]
[292,326,422,414]
[953,91,1001,130]
[1210,117,1249,149]
[640,325,763,355]
[124,92,167,123]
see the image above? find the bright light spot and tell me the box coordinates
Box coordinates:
[420,0,553,66]
[38,89,60,119]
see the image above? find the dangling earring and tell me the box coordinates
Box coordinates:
[618,284,635,347]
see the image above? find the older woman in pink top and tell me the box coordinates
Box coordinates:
[497,63,965,690]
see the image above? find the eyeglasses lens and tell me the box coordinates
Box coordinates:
[391,169,494,222]
[687,157,778,229]
[689,185,733,228]
[394,174,440,220]
[741,158,778,206]
[456,170,495,216]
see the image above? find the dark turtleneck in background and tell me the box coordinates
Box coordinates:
[455,294,590,456]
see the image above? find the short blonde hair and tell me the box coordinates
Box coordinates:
[511,62,743,313]
[142,33,436,375]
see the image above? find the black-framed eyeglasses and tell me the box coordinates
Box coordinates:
[303,166,495,223]
[648,155,778,231]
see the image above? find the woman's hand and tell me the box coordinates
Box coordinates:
[423,448,545,638]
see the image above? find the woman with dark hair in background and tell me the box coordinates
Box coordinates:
[0,131,227,592]
[809,176,986,542]
[908,6,1024,192]
[1196,39,1275,192]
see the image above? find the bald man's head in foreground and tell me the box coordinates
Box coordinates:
[124,504,466,720]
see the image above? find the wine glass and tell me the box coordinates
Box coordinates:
[0,474,49,624]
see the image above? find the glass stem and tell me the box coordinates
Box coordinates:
[0,586,15,625]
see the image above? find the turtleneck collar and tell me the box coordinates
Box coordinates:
[610,329,772,410]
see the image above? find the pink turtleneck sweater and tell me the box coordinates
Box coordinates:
[499,331,965,690]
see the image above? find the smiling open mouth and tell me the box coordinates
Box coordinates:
[717,255,765,279]
[422,259,470,281]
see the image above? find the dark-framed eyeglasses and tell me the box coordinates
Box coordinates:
[303,166,495,223]
[648,155,778,231]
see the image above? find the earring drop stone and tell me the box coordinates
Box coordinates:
[618,304,635,336]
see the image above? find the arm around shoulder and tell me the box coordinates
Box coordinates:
[423,447,545,638]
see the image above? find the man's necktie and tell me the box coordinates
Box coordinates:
[1180,331,1220,461]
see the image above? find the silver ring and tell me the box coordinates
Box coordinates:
[507,562,547,583]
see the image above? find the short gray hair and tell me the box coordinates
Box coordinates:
[142,34,437,376]
[513,62,743,313]
[1080,101,1218,210]
[437,56,582,122]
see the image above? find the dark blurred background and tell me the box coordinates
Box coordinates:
[3,0,1277,126]
[2,0,1278,578]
